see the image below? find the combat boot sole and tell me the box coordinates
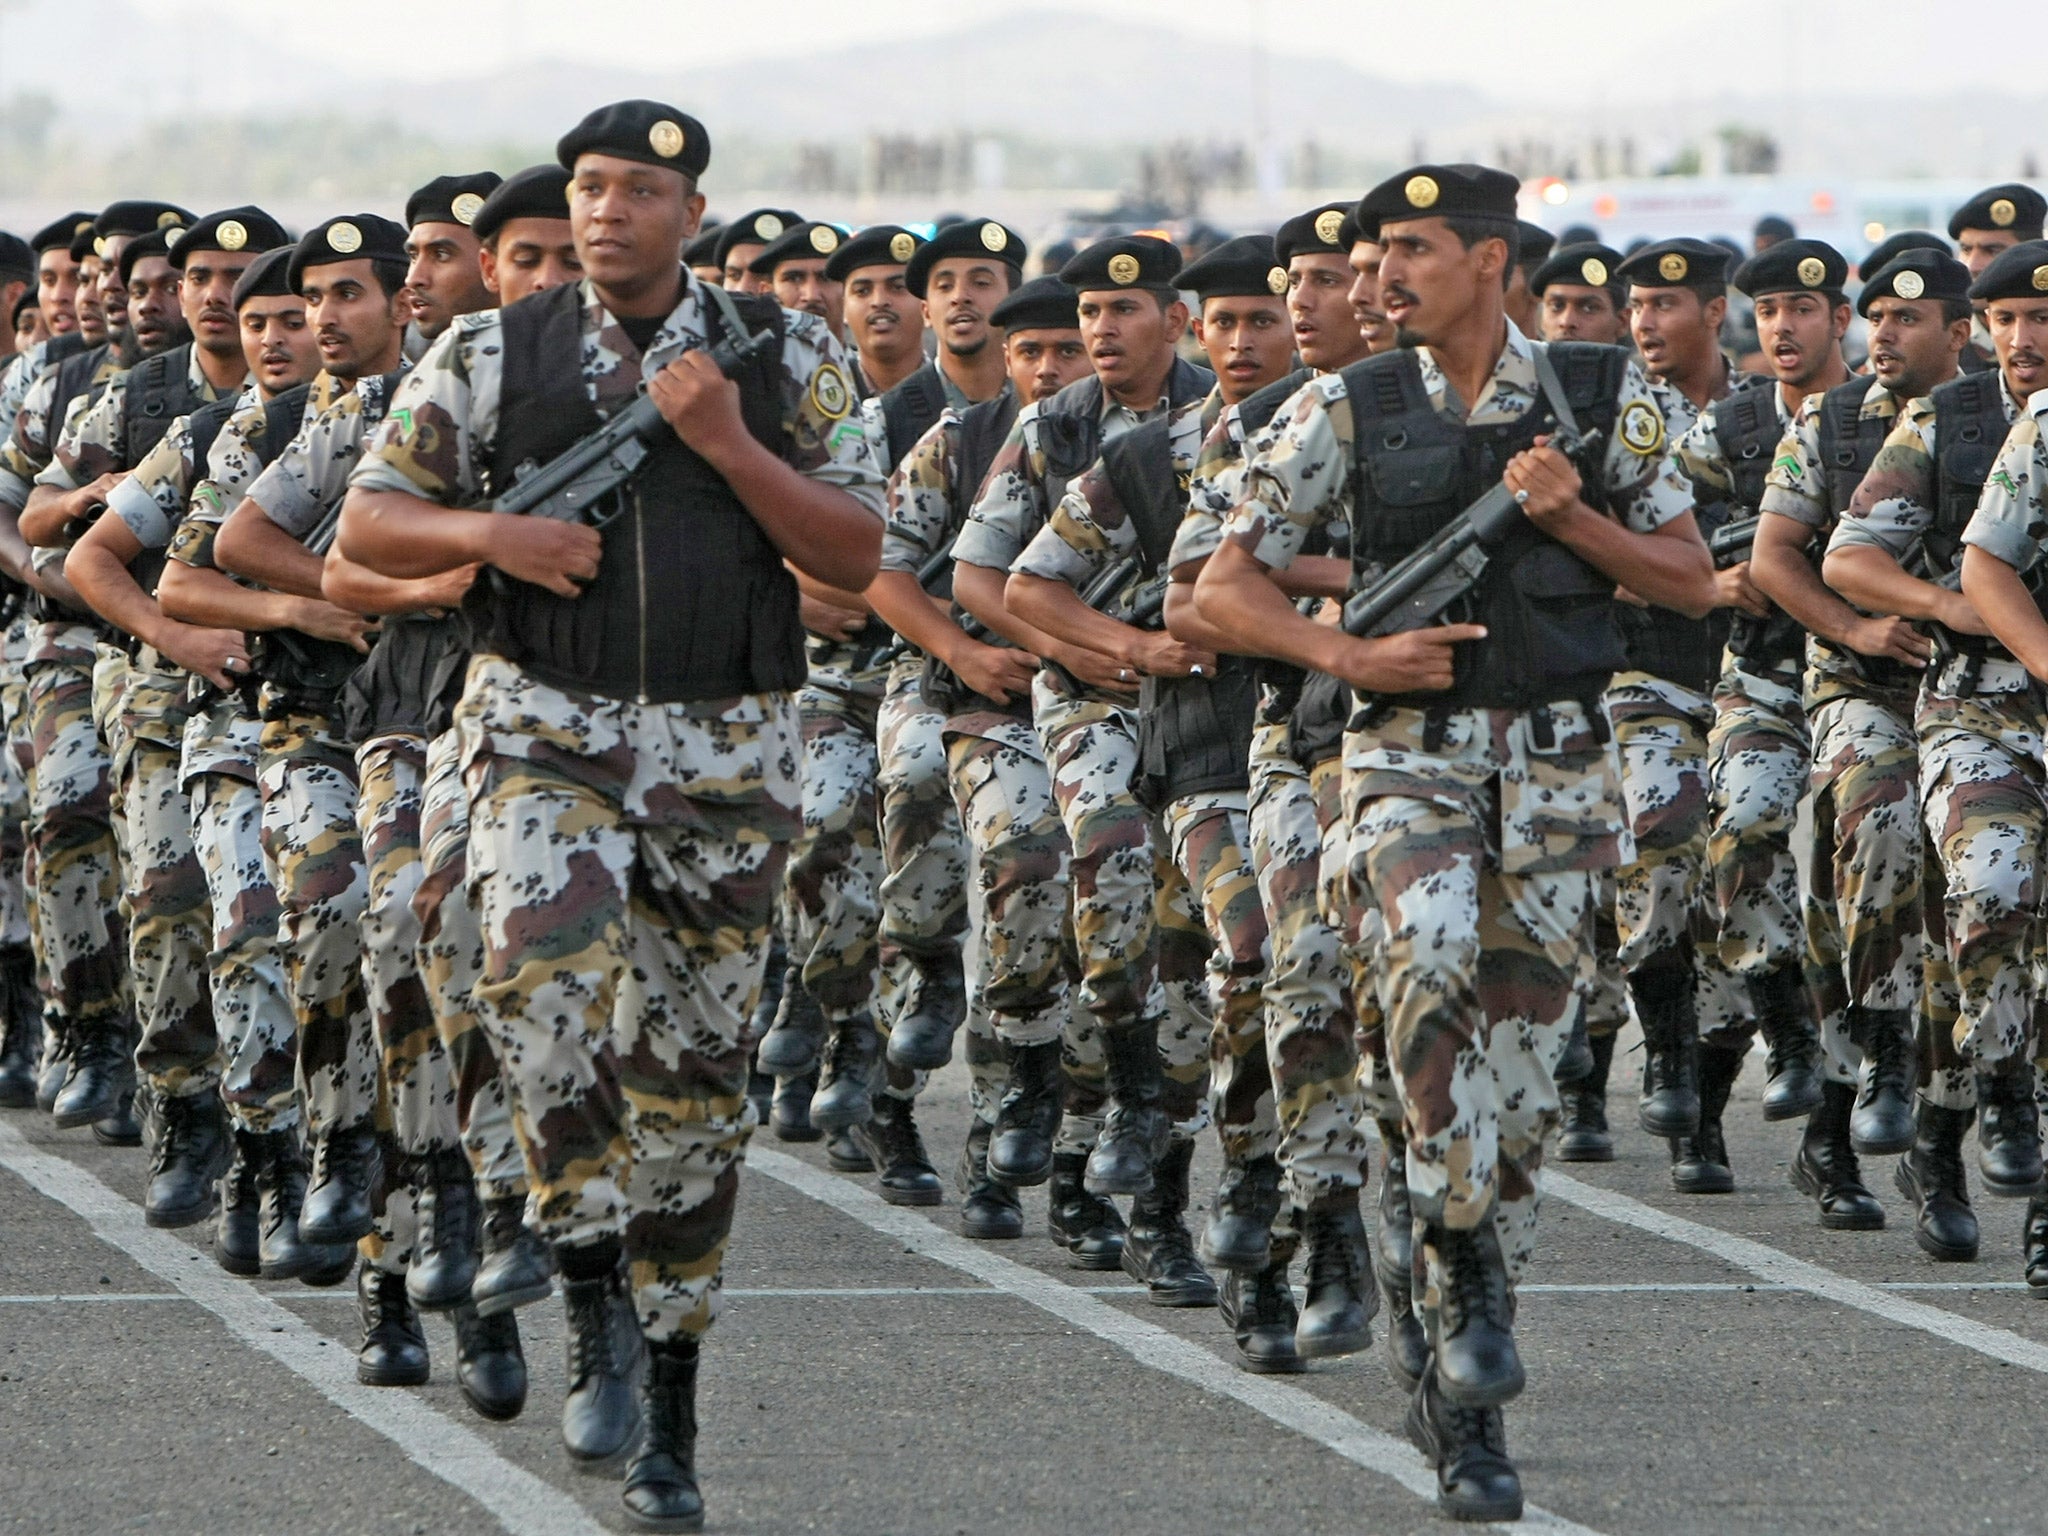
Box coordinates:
[1893,1159,1979,1262]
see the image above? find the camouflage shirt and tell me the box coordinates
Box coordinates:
[1169,386,1270,571]
[1961,398,2048,577]
[41,347,232,491]
[1828,369,2024,561]
[1760,376,1896,532]
[0,345,121,509]
[167,391,316,574]
[250,368,405,547]
[106,381,260,550]
[1669,380,1790,503]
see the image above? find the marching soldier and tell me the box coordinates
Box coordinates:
[714,208,800,293]
[1947,184,2044,365]
[1529,242,1629,346]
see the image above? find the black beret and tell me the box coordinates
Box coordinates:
[555,99,709,179]
[406,172,503,233]
[95,200,195,240]
[1616,237,1731,290]
[903,218,1025,297]
[1530,241,1626,296]
[1734,237,1849,299]
[1753,214,1796,243]
[1274,202,1352,267]
[287,214,409,293]
[682,226,723,268]
[1856,247,1971,316]
[1517,220,1556,268]
[990,275,1079,332]
[823,224,924,283]
[1948,183,2046,240]
[747,220,847,275]
[11,292,35,329]
[471,165,572,245]
[116,228,175,285]
[1857,230,1950,283]
[1558,223,1600,247]
[712,209,801,271]
[1037,238,1078,276]
[30,212,96,256]
[1174,234,1287,301]
[1967,240,2048,304]
[0,232,32,277]
[67,225,98,264]
[231,246,296,309]
[1354,164,1518,241]
[171,206,293,269]
[1060,234,1181,293]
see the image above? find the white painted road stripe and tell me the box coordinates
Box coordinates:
[751,1147,1605,1536]
[1548,1170,2048,1373]
[0,1121,604,1536]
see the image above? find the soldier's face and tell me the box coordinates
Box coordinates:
[98,260,130,340]
[125,254,181,354]
[924,258,1009,359]
[1628,286,1721,378]
[1075,288,1184,394]
[772,259,842,335]
[1864,295,1964,398]
[1346,241,1396,355]
[1194,295,1293,406]
[723,244,768,293]
[405,221,493,341]
[1957,228,2022,279]
[300,259,404,380]
[74,256,106,344]
[1375,218,1505,344]
[36,251,80,334]
[1003,327,1089,401]
[480,218,582,306]
[1752,291,1846,390]
[1540,283,1626,346]
[1985,298,2048,397]
[844,264,919,359]
[239,295,318,394]
[14,306,47,352]
[567,154,702,300]
[1288,252,1364,371]
[179,250,256,358]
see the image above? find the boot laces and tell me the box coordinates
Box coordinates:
[1865,1020,1913,1096]
[1304,1204,1365,1292]
[1440,1227,1503,1336]
[822,1019,873,1082]
[566,1282,623,1386]
[150,1095,197,1178]
[873,1102,928,1168]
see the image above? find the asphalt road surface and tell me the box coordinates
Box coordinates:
[4,1042,2044,1536]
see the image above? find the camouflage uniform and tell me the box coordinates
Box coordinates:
[1221,325,1689,1305]
[1761,377,1925,1086]
[350,278,882,1340]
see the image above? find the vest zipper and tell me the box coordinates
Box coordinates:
[634,488,649,704]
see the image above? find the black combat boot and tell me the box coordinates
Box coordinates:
[214,1128,263,1277]
[852,1093,941,1205]
[1046,1149,1125,1268]
[254,1128,331,1281]
[1893,1101,1979,1261]
[1296,1190,1376,1359]
[2024,1197,2048,1296]
[474,1194,556,1315]
[1405,1365,1524,1523]
[408,1147,483,1311]
[1220,1260,1304,1375]
[92,1079,143,1146]
[754,959,823,1077]
[745,937,789,1125]
[1556,1032,1616,1162]
[1120,1139,1217,1307]
[621,1339,704,1533]
[301,1119,380,1244]
[1790,1080,1884,1229]
[35,1014,72,1113]
[1085,1016,1172,1197]
[356,1266,430,1387]
[1848,1004,1916,1155]
[1974,1062,2045,1196]
[1377,1128,1412,1284]
[453,1303,528,1421]
[956,1121,1024,1240]
[825,1127,873,1171]
[769,1066,821,1142]
[987,1039,1062,1187]
[1427,1211,1523,1407]
[0,945,36,1109]
[809,1012,881,1133]
[559,1249,647,1472]
[51,1013,129,1129]
[1631,944,1700,1137]
[1200,1152,1283,1273]
[145,1091,229,1228]
[1379,1257,1431,1392]
[1750,961,1823,1121]
[1669,1041,1742,1195]
[1553,1013,1594,1086]
[885,949,967,1072]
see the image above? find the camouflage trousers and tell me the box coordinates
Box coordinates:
[25,634,127,1028]
[1707,660,1810,976]
[784,654,888,1024]
[945,716,1104,1152]
[0,614,32,954]
[1916,670,2045,1085]
[1311,747,1396,1130]
[1036,678,1210,1131]
[256,704,377,1136]
[416,727,525,1202]
[1344,700,1623,1313]
[1241,720,1367,1200]
[462,685,799,1343]
[1804,686,1925,1087]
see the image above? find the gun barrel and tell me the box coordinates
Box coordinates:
[495,393,668,518]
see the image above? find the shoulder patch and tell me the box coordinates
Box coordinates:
[809,362,851,421]
[1619,398,1666,458]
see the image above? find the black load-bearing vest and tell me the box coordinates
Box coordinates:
[1703,382,1804,671]
[28,341,116,627]
[1924,370,2023,658]
[473,280,803,704]
[916,389,1025,719]
[120,344,207,470]
[1343,341,1627,711]
[877,362,950,476]
[1811,377,1917,693]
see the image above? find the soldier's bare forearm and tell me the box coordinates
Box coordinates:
[337,487,493,578]
[1193,540,1347,672]
[1751,513,1866,646]
[157,560,306,633]
[865,569,957,658]
[20,480,94,547]
[1822,543,1952,622]
[1005,571,1146,667]
[1961,545,2048,679]
[215,499,328,598]
[954,560,1070,658]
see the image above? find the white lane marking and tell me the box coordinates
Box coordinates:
[0,1121,603,1536]
[1548,1170,2048,1371]
[751,1148,1605,1536]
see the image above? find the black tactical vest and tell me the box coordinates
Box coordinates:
[877,362,950,475]
[1810,377,1918,693]
[474,279,804,704]
[46,342,111,448]
[1032,357,1216,541]
[1704,383,1804,670]
[1923,370,2021,657]
[119,344,207,469]
[917,390,1028,719]
[1343,342,1627,711]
